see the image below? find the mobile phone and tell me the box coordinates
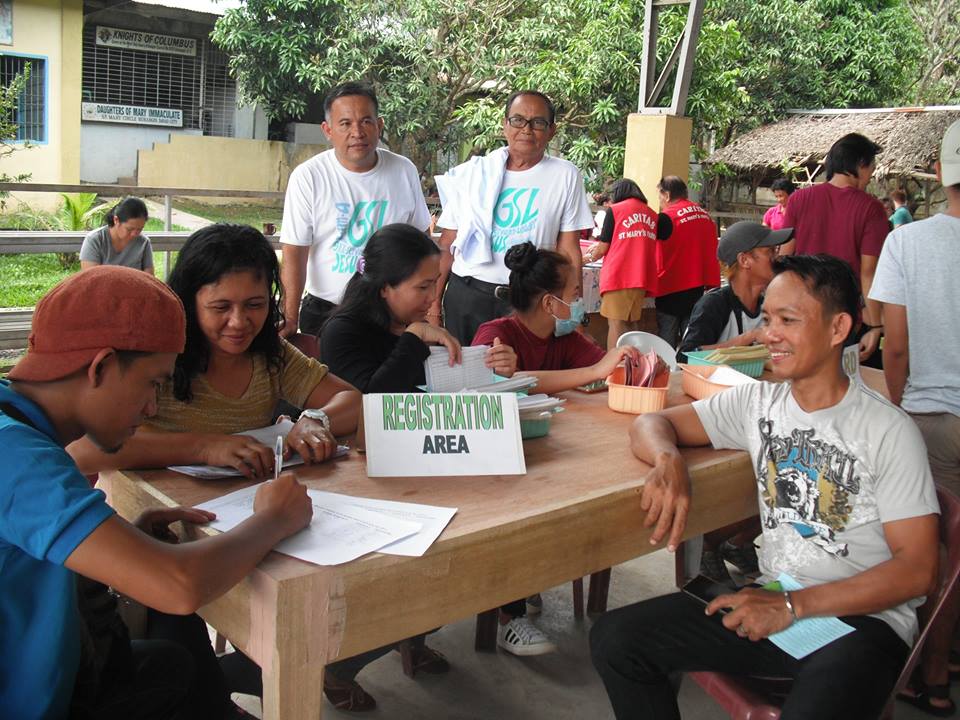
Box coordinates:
[681,575,738,611]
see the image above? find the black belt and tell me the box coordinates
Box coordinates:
[453,273,509,300]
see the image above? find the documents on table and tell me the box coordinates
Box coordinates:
[424,345,494,392]
[195,485,458,565]
[168,418,349,479]
[766,573,855,659]
[707,366,758,386]
[310,491,458,557]
[468,374,538,393]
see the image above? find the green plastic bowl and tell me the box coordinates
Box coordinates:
[684,349,765,378]
[520,416,552,439]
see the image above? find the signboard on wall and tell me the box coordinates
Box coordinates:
[82,102,183,128]
[95,26,196,57]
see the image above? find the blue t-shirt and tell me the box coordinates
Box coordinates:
[0,380,115,718]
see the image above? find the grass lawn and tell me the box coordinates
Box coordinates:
[171,198,284,230]
[0,253,79,307]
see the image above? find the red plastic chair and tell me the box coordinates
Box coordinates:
[689,487,960,720]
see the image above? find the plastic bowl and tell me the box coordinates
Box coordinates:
[520,416,553,439]
[606,366,669,414]
[679,364,733,400]
[684,349,766,378]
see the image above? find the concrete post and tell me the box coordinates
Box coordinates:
[623,114,693,209]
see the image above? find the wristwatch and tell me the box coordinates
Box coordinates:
[300,408,331,432]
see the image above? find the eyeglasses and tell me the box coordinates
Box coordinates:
[507,115,551,131]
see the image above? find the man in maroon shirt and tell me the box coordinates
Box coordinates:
[781,133,889,363]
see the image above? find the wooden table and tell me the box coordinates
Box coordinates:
[99,373,767,720]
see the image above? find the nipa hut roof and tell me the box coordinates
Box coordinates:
[704,108,960,181]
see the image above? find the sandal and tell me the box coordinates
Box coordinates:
[322,671,377,712]
[897,680,956,717]
[408,644,450,675]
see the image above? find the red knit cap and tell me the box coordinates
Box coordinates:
[8,266,186,382]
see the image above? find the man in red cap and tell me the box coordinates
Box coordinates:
[0,266,313,719]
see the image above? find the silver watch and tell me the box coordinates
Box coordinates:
[300,408,331,431]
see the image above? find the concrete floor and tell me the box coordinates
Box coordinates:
[232,549,945,719]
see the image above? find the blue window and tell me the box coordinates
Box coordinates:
[0,54,46,143]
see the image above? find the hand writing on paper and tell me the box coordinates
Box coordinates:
[287,417,337,464]
[254,471,313,536]
[707,588,794,641]
[133,506,216,544]
[485,337,517,377]
[639,450,690,552]
[406,322,462,365]
[200,434,274,480]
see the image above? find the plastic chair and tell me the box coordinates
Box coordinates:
[689,487,960,720]
[288,331,321,360]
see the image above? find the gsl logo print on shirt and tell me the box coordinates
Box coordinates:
[491,187,540,253]
[331,200,390,273]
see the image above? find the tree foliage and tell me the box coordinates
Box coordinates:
[214,0,929,190]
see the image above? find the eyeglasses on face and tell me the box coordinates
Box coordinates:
[506,115,551,131]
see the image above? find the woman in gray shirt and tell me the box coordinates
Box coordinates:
[80,197,154,273]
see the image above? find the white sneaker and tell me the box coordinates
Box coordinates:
[497,617,557,656]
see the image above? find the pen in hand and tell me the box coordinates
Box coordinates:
[274,434,283,482]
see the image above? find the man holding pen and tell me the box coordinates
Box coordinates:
[0,267,312,719]
[591,254,939,719]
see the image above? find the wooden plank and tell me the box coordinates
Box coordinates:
[0,182,283,199]
[0,231,279,254]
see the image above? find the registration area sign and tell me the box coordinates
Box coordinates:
[363,393,526,477]
[82,102,183,128]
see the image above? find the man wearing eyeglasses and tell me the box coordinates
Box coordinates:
[432,91,594,345]
[280,82,432,338]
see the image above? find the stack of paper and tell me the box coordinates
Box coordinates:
[424,345,494,392]
[707,366,758,386]
[517,393,565,419]
[196,485,458,566]
[168,419,349,479]
[468,375,539,393]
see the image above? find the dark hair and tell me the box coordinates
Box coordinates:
[611,178,647,204]
[503,242,570,312]
[771,254,861,340]
[504,90,556,125]
[657,175,688,201]
[167,223,284,402]
[328,224,440,331]
[771,178,796,195]
[593,192,610,205]
[890,189,907,204]
[106,197,148,226]
[324,81,379,120]
[825,133,882,181]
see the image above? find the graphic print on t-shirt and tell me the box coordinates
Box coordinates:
[491,187,540,253]
[331,199,390,273]
[756,418,858,557]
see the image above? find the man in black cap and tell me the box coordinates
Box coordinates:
[679,221,793,363]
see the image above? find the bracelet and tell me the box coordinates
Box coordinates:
[425,312,443,318]
[783,591,799,621]
[863,323,884,332]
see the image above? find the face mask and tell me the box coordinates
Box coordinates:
[550,296,585,337]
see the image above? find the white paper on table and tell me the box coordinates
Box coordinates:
[167,418,349,479]
[310,490,457,557]
[767,573,856,659]
[708,366,759,387]
[424,345,493,392]
[195,485,423,565]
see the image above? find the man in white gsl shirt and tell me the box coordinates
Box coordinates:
[280,82,431,337]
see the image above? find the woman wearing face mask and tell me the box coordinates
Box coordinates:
[472,242,638,396]
[321,223,516,391]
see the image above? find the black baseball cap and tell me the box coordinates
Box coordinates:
[718,221,794,265]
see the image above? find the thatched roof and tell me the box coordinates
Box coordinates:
[704,108,960,182]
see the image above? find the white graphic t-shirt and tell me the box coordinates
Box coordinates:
[693,379,939,645]
[438,154,593,284]
[280,148,431,303]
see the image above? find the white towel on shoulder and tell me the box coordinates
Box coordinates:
[435,147,509,266]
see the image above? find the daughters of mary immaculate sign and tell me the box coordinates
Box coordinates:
[82,102,183,128]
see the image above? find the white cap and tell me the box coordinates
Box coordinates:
[942,119,960,187]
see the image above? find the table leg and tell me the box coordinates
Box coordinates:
[261,654,325,720]
[474,609,498,652]
[587,568,611,614]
